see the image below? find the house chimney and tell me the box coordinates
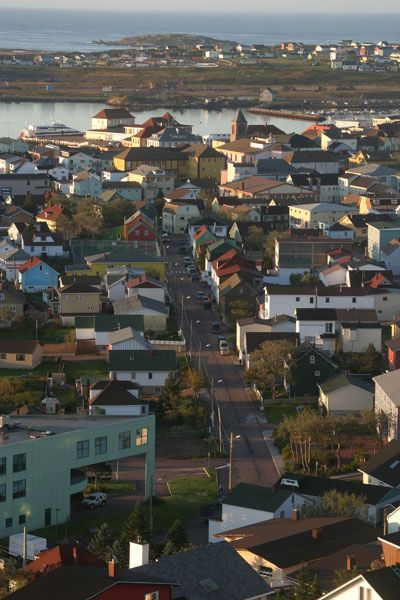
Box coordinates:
[346,555,356,571]
[311,528,321,540]
[129,537,150,569]
[291,508,299,521]
[72,546,79,565]
[108,558,119,579]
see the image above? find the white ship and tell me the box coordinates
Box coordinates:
[19,120,83,139]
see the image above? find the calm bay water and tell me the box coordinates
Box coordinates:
[0,102,311,139]
[0,9,400,52]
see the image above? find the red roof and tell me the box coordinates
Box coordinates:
[36,204,63,222]
[193,225,208,240]
[211,248,239,268]
[18,256,42,274]
[26,543,103,574]
[126,275,163,289]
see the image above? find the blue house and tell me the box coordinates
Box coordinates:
[17,257,59,292]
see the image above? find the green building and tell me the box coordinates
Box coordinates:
[0,413,155,537]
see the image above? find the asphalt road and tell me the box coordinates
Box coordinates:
[164,237,279,488]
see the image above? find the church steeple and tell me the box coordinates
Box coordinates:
[230,109,248,141]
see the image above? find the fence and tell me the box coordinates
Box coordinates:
[42,342,76,357]
[261,395,318,406]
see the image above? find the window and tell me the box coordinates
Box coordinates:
[0,457,5,476]
[325,297,330,303]
[310,355,315,364]
[76,440,89,459]
[145,593,159,600]
[136,427,148,446]
[10,305,16,313]
[0,293,3,301]
[16,354,25,362]
[13,453,26,473]
[352,297,356,303]
[5,518,12,528]
[13,479,26,499]
[0,483,5,502]
[314,370,320,377]
[148,372,153,380]
[309,297,314,304]
[325,323,333,333]
[19,514,26,525]
[76,295,82,301]
[118,431,131,450]
[95,436,107,455]
[383,297,388,302]
[44,508,51,527]
[295,297,300,302]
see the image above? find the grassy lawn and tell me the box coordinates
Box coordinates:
[264,404,297,423]
[33,473,217,542]
[0,321,73,343]
[0,360,108,381]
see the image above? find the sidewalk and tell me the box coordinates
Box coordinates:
[262,428,285,476]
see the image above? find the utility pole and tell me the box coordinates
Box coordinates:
[210,377,214,434]
[217,402,223,454]
[198,341,202,372]
[22,526,27,568]
[228,432,233,491]
[189,320,193,360]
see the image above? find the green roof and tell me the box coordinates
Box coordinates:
[75,314,145,332]
[108,349,177,372]
[207,239,237,261]
[223,483,291,512]
[368,219,400,231]
[318,373,372,394]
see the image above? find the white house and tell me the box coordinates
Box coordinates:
[387,505,400,533]
[339,321,382,353]
[162,202,201,234]
[126,275,165,303]
[59,151,94,173]
[295,308,337,352]
[88,379,148,417]
[236,315,295,359]
[319,263,347,287]
[208,482,304,543]
[374,370,400,441]
[108,349,177,392]
[318,373,374,415]
[289,203,353,229]
[107,327,151,351]
[316,566,400,600]
[262,286,375,321]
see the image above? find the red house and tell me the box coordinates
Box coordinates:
[124,212,156,242]
[386,339,400,371]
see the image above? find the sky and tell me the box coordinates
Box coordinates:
[4,0,400,11]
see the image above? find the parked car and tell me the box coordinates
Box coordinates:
[203,300,212,310]
[196,291,205,300]
[178,247,188,254]
[212,322,222,334]
[81,492,107,509]
[191,274,200,282]
[184,256,192,265]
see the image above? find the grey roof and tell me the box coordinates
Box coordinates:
[363,566,400,600]
[75,314,145,332]
[223,482,292,512]
[373,370,400,406]
[131,541,271,600]
[112,295,168,316]
[318,373,373,395]
[107,326,151,349]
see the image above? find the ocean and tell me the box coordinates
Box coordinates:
[0,9,400,52]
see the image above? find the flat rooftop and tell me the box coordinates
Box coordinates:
[0,414,145,446]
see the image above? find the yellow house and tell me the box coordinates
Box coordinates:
[0,339,42,369]
[181,144,226,180]
[70,251,165,281]
[57,281,102,326]
[114,147,189,180]
[0,281,26,326]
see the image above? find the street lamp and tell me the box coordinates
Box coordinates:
[229,433,241,491]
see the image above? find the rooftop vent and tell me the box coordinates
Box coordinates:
[281,477,299,488]
[198,579,220,592]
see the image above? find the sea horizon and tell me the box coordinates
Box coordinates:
[1,8,400,51]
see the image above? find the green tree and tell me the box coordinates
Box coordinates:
[357,343,383,375]
[301,489,369,522]
[0,558,34,597]
[163,519,189,555]
[73,198,104,237]
[23,192,38,213]
[244,225,265,251]
[333,566,359,588]
[88,523,113,562]
[273,566,320,600]
[244,339,294,398]
[263,229,290,269]
[109,538,128,568]
[121,501,151,545]
[156,372,182,420]
[102,199,135,228]
[289,272,321,287]
[227,299,253,331]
